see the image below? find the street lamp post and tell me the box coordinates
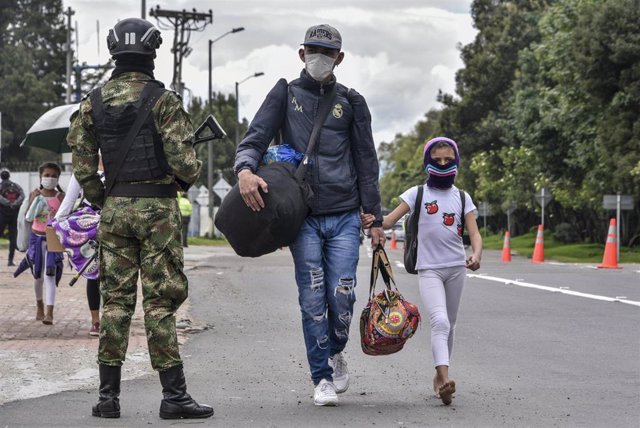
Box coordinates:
[235,72,264,145]
[207,27,244,237]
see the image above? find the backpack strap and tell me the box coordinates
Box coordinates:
[459,189,466,234]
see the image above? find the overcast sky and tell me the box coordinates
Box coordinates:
[64,0,476,144]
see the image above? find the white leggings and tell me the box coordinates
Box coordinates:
[418,266,466,368]
[33,240,57,306]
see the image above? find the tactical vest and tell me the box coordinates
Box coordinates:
[89,82,172,196]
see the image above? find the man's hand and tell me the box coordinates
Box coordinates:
[369,226,386,248]
[238,169,268,212]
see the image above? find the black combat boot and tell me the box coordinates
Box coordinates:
[92,365,121,418]
[158,366,214,419]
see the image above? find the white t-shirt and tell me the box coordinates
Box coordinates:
[400,184,476,270]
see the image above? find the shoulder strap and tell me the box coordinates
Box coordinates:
[459,189,466,233]
[409,184,423,232]
[294,83,338,181]
[103,82,166,198]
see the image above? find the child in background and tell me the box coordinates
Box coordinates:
[25,162,65,325]
[362,137,482,406]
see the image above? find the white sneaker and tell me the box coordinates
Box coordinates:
[313,379,339,406]
[329,352,349,394]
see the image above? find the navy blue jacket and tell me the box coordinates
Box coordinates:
[234,70,383,222]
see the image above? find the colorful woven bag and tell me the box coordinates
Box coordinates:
[360,246,421,356]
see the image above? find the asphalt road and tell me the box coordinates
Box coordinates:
[1,245,639,427]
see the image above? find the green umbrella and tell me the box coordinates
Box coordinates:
[20,103,79,153]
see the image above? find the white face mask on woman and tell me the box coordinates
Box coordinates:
[40,177,58,190]
[305,53,336,82]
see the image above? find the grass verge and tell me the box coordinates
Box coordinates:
[482,232,640,263]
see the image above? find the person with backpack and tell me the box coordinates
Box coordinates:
[0,170,25,266]
[234,24,386,406]
[361,137,482,406]
[67,17,213,420]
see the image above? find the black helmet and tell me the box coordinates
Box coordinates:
[107,18,162,57]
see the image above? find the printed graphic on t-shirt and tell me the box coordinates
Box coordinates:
[457,224,463,237]
[425,200,438,214]
[442,212,455,226]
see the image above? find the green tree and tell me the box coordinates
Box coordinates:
[0,0,67,162]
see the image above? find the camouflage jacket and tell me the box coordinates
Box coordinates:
[67,72,202,207]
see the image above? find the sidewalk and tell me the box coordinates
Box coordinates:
[0,245,217,405]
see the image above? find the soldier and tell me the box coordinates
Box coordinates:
[67,18,213,420]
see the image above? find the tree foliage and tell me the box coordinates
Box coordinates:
[380,0,640,244]
[0,0,67,162]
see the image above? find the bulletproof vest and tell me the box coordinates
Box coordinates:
[89,82,170,184]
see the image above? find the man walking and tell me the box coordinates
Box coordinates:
[68,18,213,420]
[0,170,25,266]
[234,24,386,406]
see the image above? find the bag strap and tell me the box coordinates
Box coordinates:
[369,245,398,300]
[459,189,466,235]
[102,82,166,198]
[294,83,338,181]
[410,184,424,233]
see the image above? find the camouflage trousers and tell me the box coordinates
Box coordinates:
[97,196,187,371]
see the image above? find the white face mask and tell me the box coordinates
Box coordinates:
[41,177,58,190]
[305,53,336,82]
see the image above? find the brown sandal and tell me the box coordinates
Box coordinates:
[438,380,456,405]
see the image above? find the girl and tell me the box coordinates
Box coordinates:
[54,157,103,336]
[25,162,65,325]
[362,137,482,405]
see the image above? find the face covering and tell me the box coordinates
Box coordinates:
[41,177,58,190]
[305,53,336,82]
[425,161,457,189]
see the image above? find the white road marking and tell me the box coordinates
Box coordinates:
[467,274,640,307]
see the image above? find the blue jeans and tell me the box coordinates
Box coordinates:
[289,209,361,385]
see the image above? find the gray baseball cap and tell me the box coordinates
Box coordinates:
[302,24,342,50]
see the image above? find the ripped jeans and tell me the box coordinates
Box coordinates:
[289,209,361,385]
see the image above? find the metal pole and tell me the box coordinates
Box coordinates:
[65,7,75,104]
[235,81,239,146]
[141,0,146,19]
[541,187,545,228]
[207,40,214,237]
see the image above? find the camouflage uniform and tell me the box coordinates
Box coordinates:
[68,72,201,370]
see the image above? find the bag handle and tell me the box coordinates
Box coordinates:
[369,245,399,300]
[294,83,338,182]
[100,82,166,199]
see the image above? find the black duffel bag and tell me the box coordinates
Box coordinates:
[215,83,336,257]
[215,161,312,257]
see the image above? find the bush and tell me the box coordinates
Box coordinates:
[553,222,581,243]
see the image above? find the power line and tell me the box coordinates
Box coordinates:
[149,6,213,98]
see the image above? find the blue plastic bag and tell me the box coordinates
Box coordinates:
[262,144,306,167]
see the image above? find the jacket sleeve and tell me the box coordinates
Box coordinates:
[348,89,383,224]
[234,79,288,175]
[154,91,202,186]
[14,184,25,207]
[68,98,104,207]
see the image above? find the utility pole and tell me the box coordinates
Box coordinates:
[149,6,212,98]
[64,7,75,103]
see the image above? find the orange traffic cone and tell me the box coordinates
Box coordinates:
[531,225,544,263]
[390,231,398,250]
[501,231,512,262]
[598,218,621,269]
